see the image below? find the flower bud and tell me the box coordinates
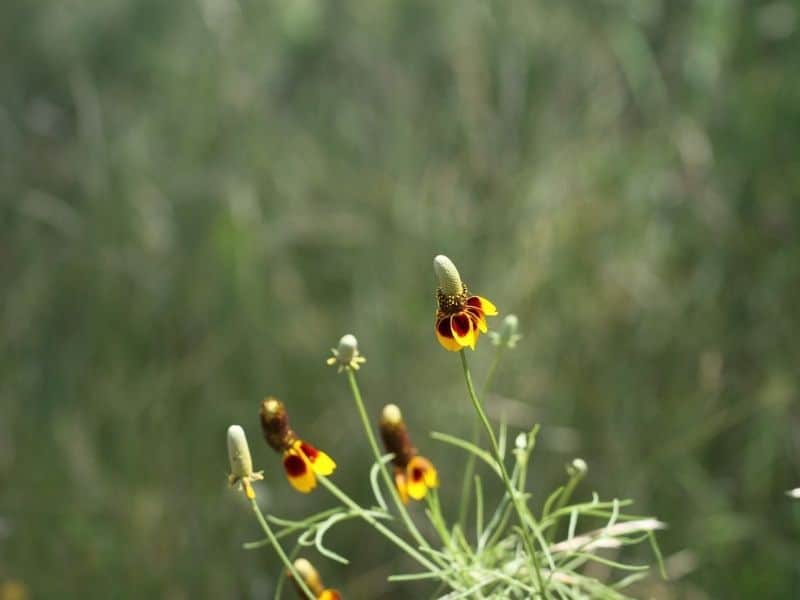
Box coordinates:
[326,333,366,372]
[433,255,464,296]
[490,314,522,349]
[567,458,588,478]
[336,334,358,364]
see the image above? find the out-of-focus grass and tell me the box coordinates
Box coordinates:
[1,1,799,597]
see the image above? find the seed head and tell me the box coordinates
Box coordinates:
[291,558,324,596]
[226,425,263,498]
[227,425,254,479]
[381,403,403,426]
[260,397,296,452]
[433,255,464,296]
[379,403,416,468]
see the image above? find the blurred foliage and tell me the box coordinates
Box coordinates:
[2,0,800,598]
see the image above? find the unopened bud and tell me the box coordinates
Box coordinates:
[567,458,588,478]
[490,314,522,349]
[326,333,366,372]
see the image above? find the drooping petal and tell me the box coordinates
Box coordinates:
[468,295,497,316]
[299,441,336,476]
[450,313,476,350]
[465,306,488,333]
[435,314,462,351]
[283,450,316,493]
[394,468,410,504]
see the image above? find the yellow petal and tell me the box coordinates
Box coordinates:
[394,470,410,504]
[406,476,429,500]
[310,450,336,476]
[450,314,476,350]
[406,456,437,500]
[319,590,342,600]
[296,441,336,477]
[242,479,256,500]
[410,455,438,488]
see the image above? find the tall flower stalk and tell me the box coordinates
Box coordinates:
[459,350,549,597]
[328,335,439,565]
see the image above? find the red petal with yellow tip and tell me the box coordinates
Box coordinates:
[435,315,462,351]
[468,295,497,316]
[450,314,476,349]
[283,451,316,493]
[299,441,336,476]
[465,306,488,333]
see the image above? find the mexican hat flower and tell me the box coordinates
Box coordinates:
[379,404,438,503]
[260,397,336,493]
[290,558,342,600]
[226,425,264,500]
[433,255,498,351]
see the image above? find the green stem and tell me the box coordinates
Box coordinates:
[345,369,435,560]
[316,475,439,573]
[545,471,584,544]
[459,350,548,598]
[457,346,504,530]
[249,498,315,600]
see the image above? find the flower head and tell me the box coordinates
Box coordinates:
[326,334,367,372]
[379,404,438,503]
[433,255,498,351]
[290,558,342,600]
[260,397,336,493]
[489,314,522,349]
[226,425,264,499]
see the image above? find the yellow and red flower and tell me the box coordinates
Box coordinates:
[379,404,438,503]
[290,558,342,600]
[433,255,498,351]
[260,397,336,493]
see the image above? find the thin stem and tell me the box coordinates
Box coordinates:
[316,474,440,573]
[249,498,315,600]
[545,470,584,544]
[459,350,549,598]
[425,489,452,550]
[345,369,434,558]
[457,346,504,530]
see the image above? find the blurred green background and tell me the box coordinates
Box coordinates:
[2,0,800,598]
